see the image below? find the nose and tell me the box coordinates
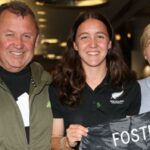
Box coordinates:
[14,36,24,49]
[89,37,97,48]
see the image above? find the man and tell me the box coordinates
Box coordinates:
[0,1,52,150]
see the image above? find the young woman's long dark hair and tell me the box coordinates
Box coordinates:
[52,11,135,106]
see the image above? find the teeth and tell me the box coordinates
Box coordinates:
[11,51,23,56]
[87,51,99,55]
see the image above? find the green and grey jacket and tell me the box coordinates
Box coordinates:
[0,62,53,150]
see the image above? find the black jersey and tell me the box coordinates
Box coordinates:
[49,74,141,131]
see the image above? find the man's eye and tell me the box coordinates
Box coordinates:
[6,33,14,37]
[24,35,31,38]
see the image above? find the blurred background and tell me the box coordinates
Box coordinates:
[1,0,150,78]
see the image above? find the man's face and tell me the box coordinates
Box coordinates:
[0,10,38,72]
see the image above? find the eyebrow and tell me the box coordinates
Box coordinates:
[78,31,108,37]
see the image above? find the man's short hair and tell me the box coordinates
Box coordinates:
[0,1,39,34]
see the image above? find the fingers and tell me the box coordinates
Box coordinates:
[68,124,88,137]
[66,124,88,147]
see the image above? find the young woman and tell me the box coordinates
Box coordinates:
[49,11,141,150]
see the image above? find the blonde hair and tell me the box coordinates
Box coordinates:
[140,24,150,52]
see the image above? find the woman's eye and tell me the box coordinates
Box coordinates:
[97,35,105,39]
[80,36,88,40]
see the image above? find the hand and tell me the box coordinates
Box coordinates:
[66,124,88,147]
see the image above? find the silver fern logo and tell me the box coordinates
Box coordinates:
[111,91,123,99]
[110,90,124,104]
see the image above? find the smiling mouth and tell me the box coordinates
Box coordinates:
[87,51,99,55]
[11,51,24,56]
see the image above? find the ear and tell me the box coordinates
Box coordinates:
[144,55,148,60]
[73,42,78,51]
[143,50,148,60]
[35,34,40,48]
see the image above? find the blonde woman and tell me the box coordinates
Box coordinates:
[138,24,150,114]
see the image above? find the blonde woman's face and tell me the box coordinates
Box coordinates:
[144,40,150,64]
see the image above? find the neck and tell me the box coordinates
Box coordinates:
[85,65,107,90]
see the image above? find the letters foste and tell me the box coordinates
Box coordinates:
[112,124,150,147]
[79,112,150,150]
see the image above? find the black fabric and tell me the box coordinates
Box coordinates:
[0,66,31,143]
[79,112,150,150]
[50,74,141,150]
[49,75,141,130]
[0,66,31,100]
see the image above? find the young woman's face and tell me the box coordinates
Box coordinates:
[73,18,112,69]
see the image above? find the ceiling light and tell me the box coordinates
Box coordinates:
[46,54,56,59]
[45,54,62,60]
[75,0,108,7]
[60,42,67,47]
[115,34,121,41]
[127,33,132,38]
[41,38,59,44]
[56,55,63,59]
[35,1,45,6]
[36,0,108,7]
[38,18,47,22]
[39,24,46,28]
[37,11,46,15]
